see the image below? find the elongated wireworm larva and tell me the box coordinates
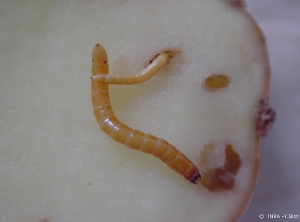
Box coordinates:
[91,44,201,184]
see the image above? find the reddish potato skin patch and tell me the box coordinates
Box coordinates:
[231,1,245,8]
[224,0,246,8]
[200,145,242,191]
[256,97,276,137]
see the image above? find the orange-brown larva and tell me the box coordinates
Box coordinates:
[91,44,201,183]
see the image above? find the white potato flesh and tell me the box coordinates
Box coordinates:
[0,0,270,221]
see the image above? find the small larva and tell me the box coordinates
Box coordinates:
[91,44,201,184]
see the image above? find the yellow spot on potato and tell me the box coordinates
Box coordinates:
[204,74,230,91]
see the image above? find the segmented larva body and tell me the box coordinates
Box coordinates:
[91,44,201,184]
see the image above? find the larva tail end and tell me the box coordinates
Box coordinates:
[165,49,181,60]
[165,51,175,60]
[191,174,201,184]
[148,49,181,64]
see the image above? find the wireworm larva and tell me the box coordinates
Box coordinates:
[91,44,201,184]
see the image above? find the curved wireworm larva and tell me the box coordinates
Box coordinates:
[91,44,201,184]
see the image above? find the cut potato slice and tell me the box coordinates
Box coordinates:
[0,0,274,221]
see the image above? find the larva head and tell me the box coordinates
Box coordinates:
[92,44,109,75]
